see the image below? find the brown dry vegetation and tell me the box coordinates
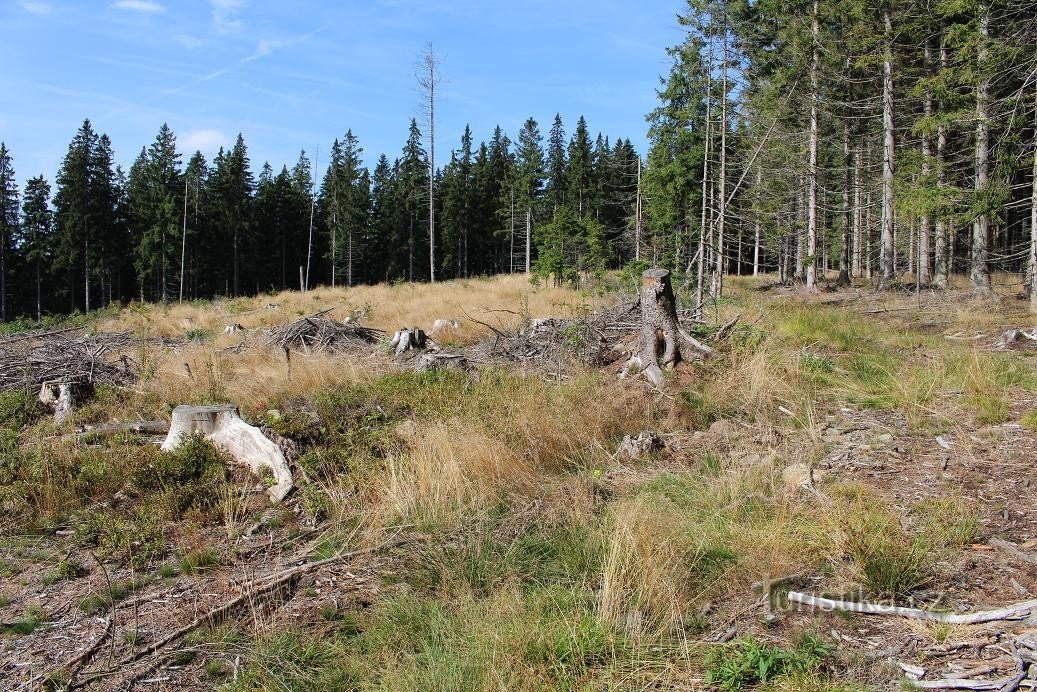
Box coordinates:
[2,272,1037,690]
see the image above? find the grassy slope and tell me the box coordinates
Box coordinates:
[2,273,1036,690]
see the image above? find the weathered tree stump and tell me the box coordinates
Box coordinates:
[414,352,467,372]
[391,327,427,355]
[624,269,712,387]
[161,404,294,503]
[38,377,92,423]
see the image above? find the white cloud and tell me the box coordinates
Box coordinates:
[173,33,206,49]
[18,1,53,15]
[180,128,230,155]
[211,0,245,33]
[111,0,166,13]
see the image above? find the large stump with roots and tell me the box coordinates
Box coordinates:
[625,269,712,387]
[161,404,294,503]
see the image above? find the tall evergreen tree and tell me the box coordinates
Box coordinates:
[0,143,18,321]
[18,176,52,320]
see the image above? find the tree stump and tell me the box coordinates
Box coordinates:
[414,352,467,372]
[624,269,712,387]
[161,404,294,503]
[38,378,92,424]
[391,327,427,356]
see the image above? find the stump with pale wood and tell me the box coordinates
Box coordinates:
[624,269,712,387]
[161,404,294,503]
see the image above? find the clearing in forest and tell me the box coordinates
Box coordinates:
[2,272,1037,691]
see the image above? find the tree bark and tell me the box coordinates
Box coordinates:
[1030,85,1037,313]
[753,168,762,276]
[837,122,852,287]
[878,4,896,290]
[933,37,950,288]
[971,3,992,293]
[715,27,729,297]
[806,0,820,290]
[627,269,712,387]
[918,41,934,286]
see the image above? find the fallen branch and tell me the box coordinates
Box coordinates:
[787,591,1037,624]
[70,529,403,688]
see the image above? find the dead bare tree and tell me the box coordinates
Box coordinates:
[416,43,442,283]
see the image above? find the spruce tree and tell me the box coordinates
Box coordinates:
[0,143,18,321]
[19,176,52,320]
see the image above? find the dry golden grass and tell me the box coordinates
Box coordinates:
[100,274,589,344]
[380,420,536,526]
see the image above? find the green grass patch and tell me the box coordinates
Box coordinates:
[705,634,833,691]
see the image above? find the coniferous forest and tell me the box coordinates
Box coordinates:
[1,0,1036,322]
[0,115,640,320]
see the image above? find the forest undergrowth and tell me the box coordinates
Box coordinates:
[2,272,1036,690]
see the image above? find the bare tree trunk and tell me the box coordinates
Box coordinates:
[1030,85,1037,313]
[696,39,714,318]
[853,141,863,277]
[84,236,91,312]
[635,157,642,262]
[418,44,441,284]
[878,4,896,290]
[866,190,874,280]
[179,175,188,303]
[806,0,820,290]
[753,169,762,276]
[796,177,805,281]
[918,41,934,286]
[838,121,852,286]
[971,4,992,293]
[525,205,531,273]
[934,40,950,288]
[715,27,729,297]
[305,146,318,292]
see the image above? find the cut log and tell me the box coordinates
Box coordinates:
[38,377,92,423]
[161,404,293,503]
[391,327,427,356]
[415,352,466,372]
[623,269,712,387]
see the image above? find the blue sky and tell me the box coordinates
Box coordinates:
[1,0,684,186]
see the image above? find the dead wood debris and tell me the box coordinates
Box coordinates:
[465,300,642,368]
[0,327,173,393]
[263,309,383,354]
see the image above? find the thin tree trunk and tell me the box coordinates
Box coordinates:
[878,4,896,290]
[806,0,820,289]
[84,236,91,312]
[1030,85,1037,313]
[853,141,863,277]
[635,157,642,262]
[179,174,188,303]
[971,3,992,293]
[305,146,318,292]
[918,41,933,286]
[753,169,762,276]
[525,205,531,273]
[715,26,729,297]
[838,121,851,286]
[933,37,949,288]
[695,38,714,316]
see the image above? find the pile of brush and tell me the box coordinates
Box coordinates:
[0,327,141,392]
[264,309,383,354]
[466,299,641,369]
